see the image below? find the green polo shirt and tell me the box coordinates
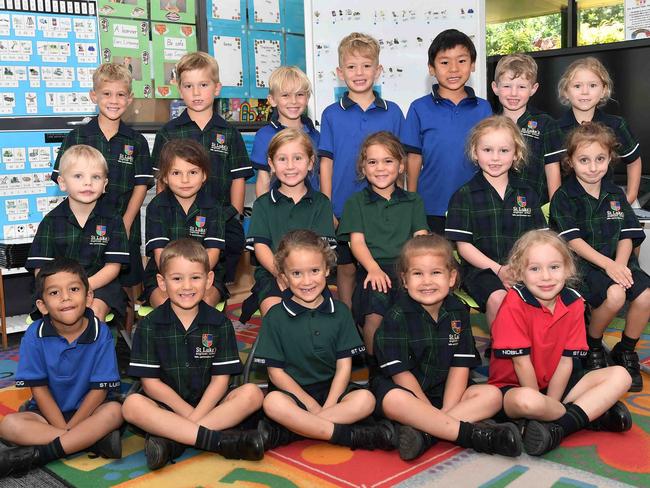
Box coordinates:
[374,292,480,397]
[128,300,242,406]
[337,187,428,265]
[254,289,365,387]
[247,182,336,252]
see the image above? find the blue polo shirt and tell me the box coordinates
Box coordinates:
[318,91,405,217]
[251,111,321,189]
[402,85,492,217]
[15,309,120,413]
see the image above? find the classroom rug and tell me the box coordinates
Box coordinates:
[0,303,648,488]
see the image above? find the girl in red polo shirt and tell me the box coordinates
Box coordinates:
[489,229,632,456]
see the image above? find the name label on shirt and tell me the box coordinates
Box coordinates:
[512,195,532,217]
[89,235,110,246]
[521,122,540,140]
[210,134,229,155]
[118,145,134,165]
[448,320,462,346]
[188,225,207,238]
[194,346,216,359]
[500,348,525,356]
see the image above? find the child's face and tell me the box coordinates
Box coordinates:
[280,248,329,309]
[362,143,403,193]
[491,72,538,113]
[157,256,213,311]
[402,253,457,313]
[178,68,221,114]
[564,68,606,113]
[268,83,309,124]
[58,159,108,204]
[164,156,206,200]
[36,271,92,329]
[429,45,475,96]
[473,128,516,180]
[268,140,313,189]
[90,80,132,121]
[336,51,382,96]
[521,243,568,309]
[569,141,610,188]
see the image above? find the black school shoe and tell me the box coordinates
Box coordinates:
[89,430,122,459]
[257,419,301,450]
[582,347,608,371]
[397,425,437,461]
[523,421,564,456]
[587,401,633,432]
[217,429,264,461]
[349,419,397,451]
[0,446,42,478]
[469,421,523,457]
[144,435,186,471]
[609,344,643,392]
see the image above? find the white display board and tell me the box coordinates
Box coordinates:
[305,1,486,123]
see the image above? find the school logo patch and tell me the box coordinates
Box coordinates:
[195,216,206,228]
[118,145,134,164]
[202,334,213,348]
[216,133,226,144]
[527,120,538,130]
[521,119,541,139]
[451,320,462,334]
[607,200,624,220]
[517,195,527,207]
[90,225,110,245]
[124,145,134,156]
[96,225,106,236]
[211,133,229,154]
[610,200,621,212]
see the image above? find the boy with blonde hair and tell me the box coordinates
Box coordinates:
[51,62,154,325]
[319,32,405,309]
[152,52,253,285]
[252,66,320,196]
[491,53,561,202]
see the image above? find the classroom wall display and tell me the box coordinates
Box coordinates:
[249,30,283,98]
[152,22,197,98]
[151,0,196,24]
[248,0,281,31]
[0,130,67,240]
[97,0,149,19]
[210,0,247,28]
[98,16,152,98]
[208,24,250,98]
[625,0,650,40]
[285,33,306,69]
[284,0,305,34]
[306,0,486,123]
[0,0,100,116]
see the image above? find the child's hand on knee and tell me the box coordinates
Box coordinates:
[605,261,633,289]
[365,267,391,293]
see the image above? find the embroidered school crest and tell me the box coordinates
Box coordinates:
[451,320,462,334]
[195,216,206,228]
[517,196,527,207]
[202,334,213,348]
[96,225,106,236]
[527,120,538,130]
[123,145,134,156]
[216,133,226,144]
[610,201,621,212]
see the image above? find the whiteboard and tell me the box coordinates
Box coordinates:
[305,1,486,124]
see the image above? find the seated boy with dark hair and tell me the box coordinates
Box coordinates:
[0,258,123,478]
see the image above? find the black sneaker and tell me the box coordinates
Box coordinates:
[349,420,397,451]
[587,401,632,432]
[523,421,564,456]
[257,419,299,450]
[397,425,437,460]
[144,435,185,471]
[609,345,643,392]
[217,429,264,461]
[469,421,522,457]
[89,430,122,459]
[582,347,608,371]
[0,446,42,477]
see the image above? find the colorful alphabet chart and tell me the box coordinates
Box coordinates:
[0,0,100,116]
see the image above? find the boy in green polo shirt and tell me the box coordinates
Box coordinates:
[123,239,264,470]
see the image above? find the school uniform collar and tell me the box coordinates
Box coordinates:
[269,109,317,132]
[512,283,582,308]
[269,180,315,204]
[363,186,412,203]
[49,198,107,223]
[339,91,388,110]
[431,84,478,104]
[557,108,610,130]
[466,170,529,193]
[38,308,101,344]
[564,173,620,199]
[281,288,336,316]
[154,299,217,332]
[157,186,215,209]
[79,116,136,139]
[397,290,466,318]
[169,108,229,130]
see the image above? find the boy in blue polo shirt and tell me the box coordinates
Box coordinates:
[403,29,492,235]
[0,258,123,478]
[319,32,405,308]
[252,66,320,196]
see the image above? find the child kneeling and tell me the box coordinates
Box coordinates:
[489,230,632,456]
[123,239,264,470]
[0,258,123,478]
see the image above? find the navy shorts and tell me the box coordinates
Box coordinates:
[581,265,650,309]
[461,267,505,312]
[269,379,364,411]
[352,264,399,326]
[93,279,127,316]
[371,375,443,417]
[426,215,446,236]
[336,240,355,266]
[119,239,145,287]
[251,267,283,305]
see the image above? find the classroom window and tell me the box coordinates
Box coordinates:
[577,0,625,46]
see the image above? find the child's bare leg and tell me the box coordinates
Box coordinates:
[202,287,221,308]
[317,389,374,424]
[260,296,281,316]
[123,286,135,332]
[485,290,507,330]
[588,285,625,339]
[563,366,631,420]
[337,263,356,309]
[263,391,334,440]
[444,384,502,422]
[363,313,382,355]
[91,298,110,322]
[196,384,263,430]
[149,288,168,308]
[0,412,65,445]
[623,289,650,339]
[503,387,566,421]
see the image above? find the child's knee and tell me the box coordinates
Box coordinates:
[605,365,632,391]
[472,384,503,407]
[505,388,545,416]
[237,383,264,408]
[262,391,288,417]
[604,284,626,310]
[121,393,148,423]
[381,389,413,418]
[486,290,507,314]
[0,413,20,437]
[349,389,375,416]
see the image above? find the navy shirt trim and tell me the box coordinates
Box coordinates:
[340,91,388,111]
[280,288,336,316]
[512,283,582,309]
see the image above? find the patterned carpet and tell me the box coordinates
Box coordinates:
[0,303,648,487]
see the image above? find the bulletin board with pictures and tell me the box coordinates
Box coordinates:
[307,0,486,122]
[97,0,148,19]
[0,0,101,116]
[152,22,198,98]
